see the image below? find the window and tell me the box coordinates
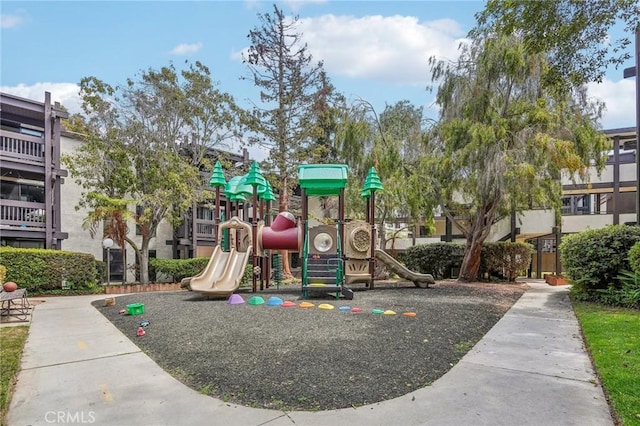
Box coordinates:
[1,239,44,249]
[562,194,593,215]
[0,180,44,202]
[104,248,125,283]
[197,206,215,221]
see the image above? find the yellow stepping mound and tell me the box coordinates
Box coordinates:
[318,303,334,310]
[383,310,397,315]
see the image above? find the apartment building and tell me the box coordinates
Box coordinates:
[1,92,248,282]
[1,92,68,249]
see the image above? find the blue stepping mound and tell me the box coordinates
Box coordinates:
[267,296,284,306]
[339,306,351,311]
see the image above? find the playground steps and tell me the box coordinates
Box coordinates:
[305,253,340,285]
[303,253,349,299]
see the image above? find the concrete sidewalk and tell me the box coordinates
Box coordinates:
[7,282,613,426]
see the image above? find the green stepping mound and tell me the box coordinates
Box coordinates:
[248,296,265,305]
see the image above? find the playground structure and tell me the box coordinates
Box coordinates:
[182,162,434,298]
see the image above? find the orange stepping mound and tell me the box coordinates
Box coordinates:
[299,302,314,308]
[403,312,417,317]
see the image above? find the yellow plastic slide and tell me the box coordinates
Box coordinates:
[181,216,253,298]
[187,246,252,298]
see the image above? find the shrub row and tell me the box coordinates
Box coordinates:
[0,247,100,292]
[481,242,534,282]
[628,241,640,275]
[401,241,532,282]
[560,224,640,308]
[401,243,465,279]
[150,257,210,282]
[151,257,254,288]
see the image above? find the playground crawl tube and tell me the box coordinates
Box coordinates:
[259,211,301,251]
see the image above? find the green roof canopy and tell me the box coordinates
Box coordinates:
[298,164,349,196]
[225,175,252,198]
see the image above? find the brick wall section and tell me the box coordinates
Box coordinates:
[104,283,184,294]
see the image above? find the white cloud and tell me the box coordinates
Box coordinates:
[283,0,327,12]
[169,42,203,56]
[0,82,82,115]
[1,13,25,29]
[587,78,636,129]
[297,14,466,85]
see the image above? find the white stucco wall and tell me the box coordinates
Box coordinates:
[60,134,176,282]
[562,214,614,233]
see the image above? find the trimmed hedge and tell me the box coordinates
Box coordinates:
[150,257,254,287]
[560,225,640,300]
[0,247,98,292]
[402,243,465,279]
[628,241,640,275]
[150,257,210,282]
[402,241,532,282]
[481,242,533,282]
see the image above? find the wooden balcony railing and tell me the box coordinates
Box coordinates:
[195,220,215,241]
[0,130,46,165]
[0,200,46,228]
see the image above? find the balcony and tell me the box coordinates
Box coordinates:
[0,130,45,167]
[195,221,216,242]
[0,200,46,230]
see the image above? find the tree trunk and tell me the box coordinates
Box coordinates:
[120,249,127,284]
[454,200,498,283]
[458,237,483,282]
[139,244,150,284]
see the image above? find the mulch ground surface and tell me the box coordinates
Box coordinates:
[93,281,526,411]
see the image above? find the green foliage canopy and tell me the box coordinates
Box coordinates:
[63,61,241,283]
[473,0,640,90]
[426,34,607,281]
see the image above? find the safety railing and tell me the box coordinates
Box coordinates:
[0,130,45,165]
[0,201,46,228]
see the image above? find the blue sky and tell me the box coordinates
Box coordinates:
[1,1,636,158]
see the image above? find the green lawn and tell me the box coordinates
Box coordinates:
[0,326,29,423]
[573,302,640,425]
